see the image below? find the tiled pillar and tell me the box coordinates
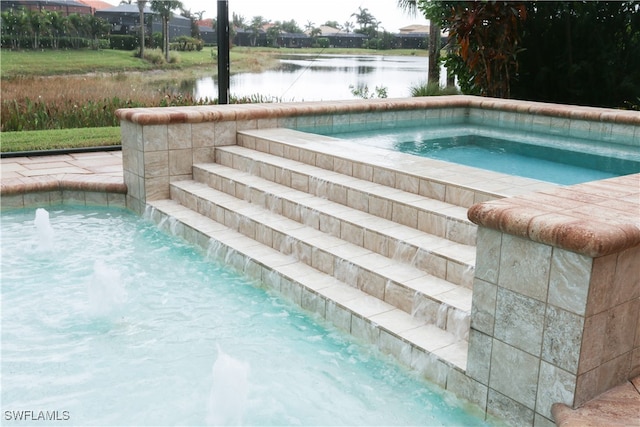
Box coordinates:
[120,118,224,214]
[121,121,173,213]
[467,176,640,427]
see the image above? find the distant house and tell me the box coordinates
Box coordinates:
[76,0,113,14]
[199,25,215,45]
[325,32,367,48]
[395,24,448,50]
[398,24,430,34]
[394,32,428,49]
[95,3,191,41]
[315,25,341,37]
[0,0,92,15]
[194,19,215,45]
[233,28,265,47]
[275,32,311,48]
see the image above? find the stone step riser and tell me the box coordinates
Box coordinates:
[170,183,470,338]
[216,146,477,247]
[145,200,469,374]
[193,164,474,288]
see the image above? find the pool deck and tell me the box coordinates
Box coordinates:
[1,150,124,182]
[1,150,638,426]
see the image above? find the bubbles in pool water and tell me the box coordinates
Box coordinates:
[34,207,54,251]
[87,259,127,316]
[206,345,250,426]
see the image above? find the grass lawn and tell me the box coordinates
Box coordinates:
[1,127,120,153]
[1,49,157,77]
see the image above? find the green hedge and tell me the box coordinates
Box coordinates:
[0,36,107,49]
[171,36,203,51]
[109,35,138,51]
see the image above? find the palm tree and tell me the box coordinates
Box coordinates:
[304,20,315,33]
[87,15,109,49]
[397,0,441,84]
[248,16,265,46]
[351,7,374,32]
[150,0,182,61]
[28,8,50,49]
[1,9,24,49]
[266,23,280,47]
[137,0,147,58]
[232,13,246,30]
[46,11,68,49]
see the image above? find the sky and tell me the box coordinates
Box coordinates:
[167,1,428,32]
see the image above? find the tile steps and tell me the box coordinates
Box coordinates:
[192,162,475,288]
[237,128,505,208]
[216,144,477,246]
[170,179,472,337]
[145,198,469,372]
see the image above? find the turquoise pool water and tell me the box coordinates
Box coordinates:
[1,206,491,426]
[324,124,640,185]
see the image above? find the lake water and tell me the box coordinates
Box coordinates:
[194,54,445,102]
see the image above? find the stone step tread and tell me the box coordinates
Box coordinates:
[215,145,471,222]
[193,162,476,265]
[147,198,467,369]
[171,179,472,312]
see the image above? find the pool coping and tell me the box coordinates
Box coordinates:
[115,95,640,126]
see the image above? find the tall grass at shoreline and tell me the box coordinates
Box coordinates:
[1,74,286,132]
[1,73,280,131]
[1,74,214,131]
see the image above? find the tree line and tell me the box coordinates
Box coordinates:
[1,7,110,49]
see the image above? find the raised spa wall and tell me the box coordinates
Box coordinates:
[116,95,640,426]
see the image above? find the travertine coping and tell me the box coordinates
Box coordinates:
[115,95,640,126]
[0,174,127,196]
[467,174,640,257]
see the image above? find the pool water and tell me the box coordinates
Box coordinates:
[326,124,640,185]
[1,206,491,426]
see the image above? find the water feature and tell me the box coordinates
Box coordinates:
[194,54,446,101]
[1,206,491,426]
[206,346,250,426]
[33,208,54,252]
[87,260,127,317]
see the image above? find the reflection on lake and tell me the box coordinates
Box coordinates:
[194,54,445,102]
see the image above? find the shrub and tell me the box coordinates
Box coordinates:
[315,38,329,48]
[143,49,165,65]
[364,38,381,50]
[151,32,163,49]
[410,81,459,97]
[109,35,138,50]
[168,51,180,64]
[171,36,203,51]
[349,84,388,99]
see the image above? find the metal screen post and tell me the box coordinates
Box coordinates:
[217,0,230,104]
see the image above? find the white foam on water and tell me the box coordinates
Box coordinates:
[206,346,250,426]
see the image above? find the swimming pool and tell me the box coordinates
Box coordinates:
[1,206,490,426]
[321,123,640,185]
